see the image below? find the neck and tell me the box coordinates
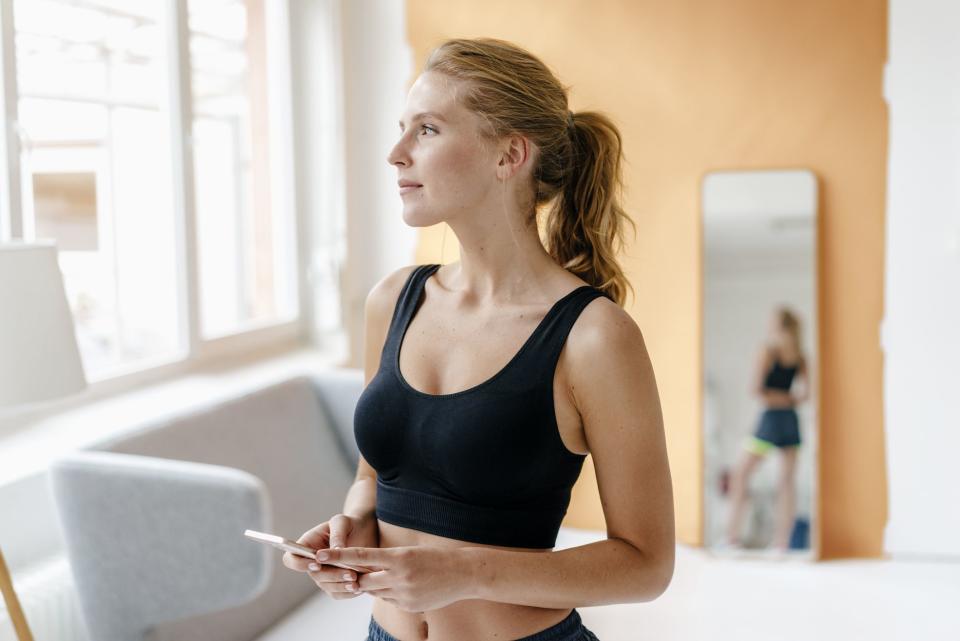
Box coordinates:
[441,214,560,305]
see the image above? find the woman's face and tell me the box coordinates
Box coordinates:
[387,72,500,226]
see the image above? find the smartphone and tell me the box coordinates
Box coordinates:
[243,529,374,573]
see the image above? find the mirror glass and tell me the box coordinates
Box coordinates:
[702,169,818,560]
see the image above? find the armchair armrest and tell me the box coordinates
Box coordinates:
[50,451,272,641]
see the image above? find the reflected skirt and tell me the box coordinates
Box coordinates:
[364,608,601,641]
[748,407,801,453]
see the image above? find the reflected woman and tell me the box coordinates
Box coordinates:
[725,306,810,553]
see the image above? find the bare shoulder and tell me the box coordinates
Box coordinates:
[364,264,422,325]
[362,265,422,378]
[567,296,641,356]
[562,295,652,407]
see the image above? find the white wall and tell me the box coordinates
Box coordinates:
[339,0,419,367]
[289,0,417,365]
[883,0,960,558]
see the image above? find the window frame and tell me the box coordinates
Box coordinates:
[0,0,313,427]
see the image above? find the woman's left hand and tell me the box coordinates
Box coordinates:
[317,545,475,613]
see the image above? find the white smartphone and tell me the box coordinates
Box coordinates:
[243,529,374,573]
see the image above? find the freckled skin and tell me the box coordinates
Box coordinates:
[388,72,504,229]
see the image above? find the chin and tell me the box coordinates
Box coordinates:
[401,206,446,228]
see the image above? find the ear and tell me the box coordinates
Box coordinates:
[496,134,531,181]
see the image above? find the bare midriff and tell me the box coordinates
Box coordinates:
[369,520,572,641]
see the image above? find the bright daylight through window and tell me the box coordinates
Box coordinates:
[8,0,298,381]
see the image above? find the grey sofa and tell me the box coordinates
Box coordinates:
[49,367,375,641]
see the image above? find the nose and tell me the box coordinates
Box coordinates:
[387,134,410,167]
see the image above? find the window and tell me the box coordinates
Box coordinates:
[1,0,300,382]
[188,0,297,338]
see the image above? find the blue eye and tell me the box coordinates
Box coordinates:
[420,124,437,134]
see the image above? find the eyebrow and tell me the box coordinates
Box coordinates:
[398,112,447,128]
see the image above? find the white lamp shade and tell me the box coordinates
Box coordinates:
[0,242,87,406]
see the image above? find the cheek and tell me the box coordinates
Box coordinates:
[424,141,490,196]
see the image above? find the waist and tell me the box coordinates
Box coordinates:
[371,520,570,641]
[372,576,572,641]
[371,600,574,641]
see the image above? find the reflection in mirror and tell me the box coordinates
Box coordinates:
[702,169,818,560]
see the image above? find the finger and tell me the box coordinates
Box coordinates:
[306,563,362,584]
[318,546,391,569]
[327,513,353,550]
[355,569,390,592]
[283,550,327,572]
[308,569,362,594]
[324,559,376,574]
[283,551,313,572]
[297,523,331,549]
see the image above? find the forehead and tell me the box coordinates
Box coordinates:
[401,72,467,122]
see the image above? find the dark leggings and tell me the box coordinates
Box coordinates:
[364,608,601,641]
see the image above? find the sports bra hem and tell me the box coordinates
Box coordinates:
[375,477,568,549]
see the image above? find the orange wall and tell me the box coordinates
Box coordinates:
[405,0,888,558]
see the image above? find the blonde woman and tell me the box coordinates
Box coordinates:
[725,306,810,554]
[282,38,674,641]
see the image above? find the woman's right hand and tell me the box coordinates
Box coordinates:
[282,513,380,599]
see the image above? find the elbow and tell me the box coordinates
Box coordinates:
[633,546,675,602]
[652,548,676,599]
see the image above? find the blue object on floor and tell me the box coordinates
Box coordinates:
[789,516,810,549]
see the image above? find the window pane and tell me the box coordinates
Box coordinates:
[13,0,181,378]
[188,0,297,339]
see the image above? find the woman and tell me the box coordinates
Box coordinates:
[725,306,810,554]
[283,38,674,641]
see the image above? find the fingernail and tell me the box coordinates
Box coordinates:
[316,551,329,560]
[346,584,355,591]
[308,563,319,571]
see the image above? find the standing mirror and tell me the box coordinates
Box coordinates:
[702,169,818,560]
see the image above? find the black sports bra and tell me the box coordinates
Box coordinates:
[763,352,799,392]
[353,264,611,548]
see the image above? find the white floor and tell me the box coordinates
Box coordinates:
[556,528,960,641]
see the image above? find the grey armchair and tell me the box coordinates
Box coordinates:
[50,368,374,641]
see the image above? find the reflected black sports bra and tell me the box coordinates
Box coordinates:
[763,352,799,392]
[353,264,611,548]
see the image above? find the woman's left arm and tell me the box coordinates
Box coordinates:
[466,300,675,608]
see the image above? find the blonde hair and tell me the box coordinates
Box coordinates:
[423,37,636,307]
[775,306,803,354]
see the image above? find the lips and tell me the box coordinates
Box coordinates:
[398,181,422,194]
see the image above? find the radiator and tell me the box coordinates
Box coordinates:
[0,555,89,641]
